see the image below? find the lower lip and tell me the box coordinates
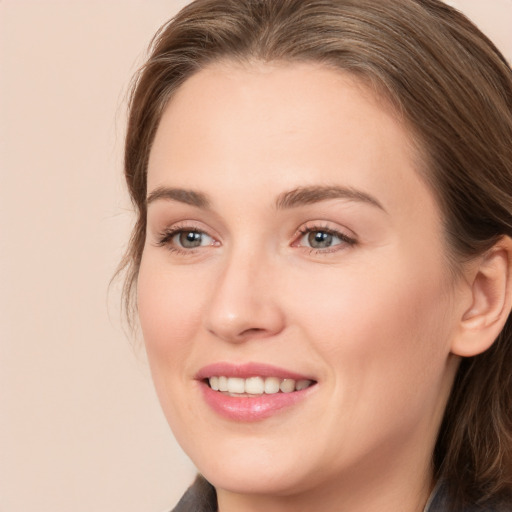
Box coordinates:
[199,382,315,421]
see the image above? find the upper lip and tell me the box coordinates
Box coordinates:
[195,362,316,381]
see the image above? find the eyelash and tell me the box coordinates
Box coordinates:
[155,223,357,255]
[155,224,213,255]
[295,224,357,254]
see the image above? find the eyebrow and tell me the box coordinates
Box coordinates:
[275,185,386,212]
[146,184,385,212]
[146,186,210,209]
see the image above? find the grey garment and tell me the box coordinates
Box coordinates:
[424,480,512,512]
[423,480,462,512]
[172,475,217,512]
[424,480,461,512]
[171,475,511,512]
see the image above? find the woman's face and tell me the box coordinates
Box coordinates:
[138,62,464,500]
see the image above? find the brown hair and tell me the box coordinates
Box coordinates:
[120,0,512,507]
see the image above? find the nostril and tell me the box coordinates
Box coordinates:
[238,327,271,339]
[243,327,264,334]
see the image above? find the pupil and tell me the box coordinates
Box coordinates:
[180,231,202,248]
[308,231,332,248]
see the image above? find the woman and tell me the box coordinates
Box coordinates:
[119,0,512,510]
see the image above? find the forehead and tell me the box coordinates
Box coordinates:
[147,60,433,218]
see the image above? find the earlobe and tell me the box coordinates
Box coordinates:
[451,237,512,358]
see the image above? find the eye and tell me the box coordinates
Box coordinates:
[174,230,213,249]
[295,225,356,252]
[304,230,338,249]
[156,226,217,252]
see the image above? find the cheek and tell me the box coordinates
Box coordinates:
[137,257,206,372]
[136,256,214,437]
[290,252,455,410]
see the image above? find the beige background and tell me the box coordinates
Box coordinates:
[1,1,511,511]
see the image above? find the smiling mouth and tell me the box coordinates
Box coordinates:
[207,376,315,396]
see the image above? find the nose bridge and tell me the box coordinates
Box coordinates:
[204,240,284,342]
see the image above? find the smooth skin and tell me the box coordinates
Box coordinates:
[138,61,512,512]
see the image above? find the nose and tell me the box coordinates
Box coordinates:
[204,248,286,343]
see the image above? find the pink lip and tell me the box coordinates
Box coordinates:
[196,362,317,422]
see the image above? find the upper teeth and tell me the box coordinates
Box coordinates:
[208,376,313,395]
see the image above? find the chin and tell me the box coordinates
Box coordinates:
[185,441,313,496]
[202,464,308,497]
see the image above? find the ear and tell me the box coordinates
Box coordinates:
[451,237,512,357]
